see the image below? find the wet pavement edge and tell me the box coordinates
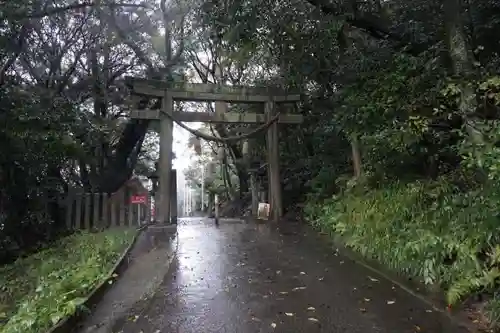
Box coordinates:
[74,225,179,333]
[323,232,478,332]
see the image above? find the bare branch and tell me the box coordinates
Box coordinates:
[107,9,155,71]
[10,1,151,19]
[0,24,31,85]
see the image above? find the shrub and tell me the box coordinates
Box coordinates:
[305,178,500,310]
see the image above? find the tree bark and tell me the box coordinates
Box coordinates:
[443,0,481,142]
[351,135,362,178]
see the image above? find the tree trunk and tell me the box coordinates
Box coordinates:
[351,135,362,178]
[444,0,477,132]
[222,153,235,200]
[95,119,149,193]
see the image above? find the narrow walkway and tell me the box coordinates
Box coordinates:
[108,218,468,333]
[76,226,177,333]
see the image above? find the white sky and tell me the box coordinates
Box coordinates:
[172,122,200,172]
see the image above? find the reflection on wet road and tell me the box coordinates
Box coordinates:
[113,218,470,333]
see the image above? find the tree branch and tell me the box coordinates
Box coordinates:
[305,0,430,55]
[10,1,150,19]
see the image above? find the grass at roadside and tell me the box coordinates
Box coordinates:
[0,228,135,333]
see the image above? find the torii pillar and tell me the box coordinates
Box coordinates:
[158,92,174,224]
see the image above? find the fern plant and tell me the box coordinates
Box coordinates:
[446,246,500,305]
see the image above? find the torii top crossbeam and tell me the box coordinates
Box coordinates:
[124,76,301,103]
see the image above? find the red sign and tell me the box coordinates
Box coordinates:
[130,195,147,204]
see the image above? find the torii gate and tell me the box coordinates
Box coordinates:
[126,77,302,223]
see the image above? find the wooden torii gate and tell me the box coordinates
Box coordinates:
[126,77,302,223]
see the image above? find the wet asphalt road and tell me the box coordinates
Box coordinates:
[112,218,470,333]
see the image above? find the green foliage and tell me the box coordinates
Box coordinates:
[0,229,134,333]
[485,293,500,328]
[0,85,81,261]
[305,178,500,307]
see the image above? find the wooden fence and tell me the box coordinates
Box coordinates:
[59,192,152,230]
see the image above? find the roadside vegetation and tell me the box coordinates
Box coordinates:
[0,229,134,333]
[303,72,500,329]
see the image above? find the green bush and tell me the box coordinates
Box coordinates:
[305,178,500,310]
[0,229,135,333]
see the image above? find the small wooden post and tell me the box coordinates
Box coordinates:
[265,101,282,220]
[75,193,82,229]
[214,194,220,225]
[250,172,259,217]
[170,169,177,224]
[154,190,160,222]
[110,195,117,227]
[84,193,91,229]
[128,197,134,226]
[137,204,142,226]
[93,193,100,229]
[102,193,108,227]
[65,193,73,230]
[119,190,126,227]
[145,193,151,224]
[158,92,174,224]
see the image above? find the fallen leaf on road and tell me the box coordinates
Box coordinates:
[387,300,396,305]
[300,271,306,275]
[368,276,379,282]
[308,317,320,322]
[285,313,294,316]
[271,322,277,328]
[307,307,316,311]
[276,270,281,274]
[292,286,307,291]
[414,325,421,331]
